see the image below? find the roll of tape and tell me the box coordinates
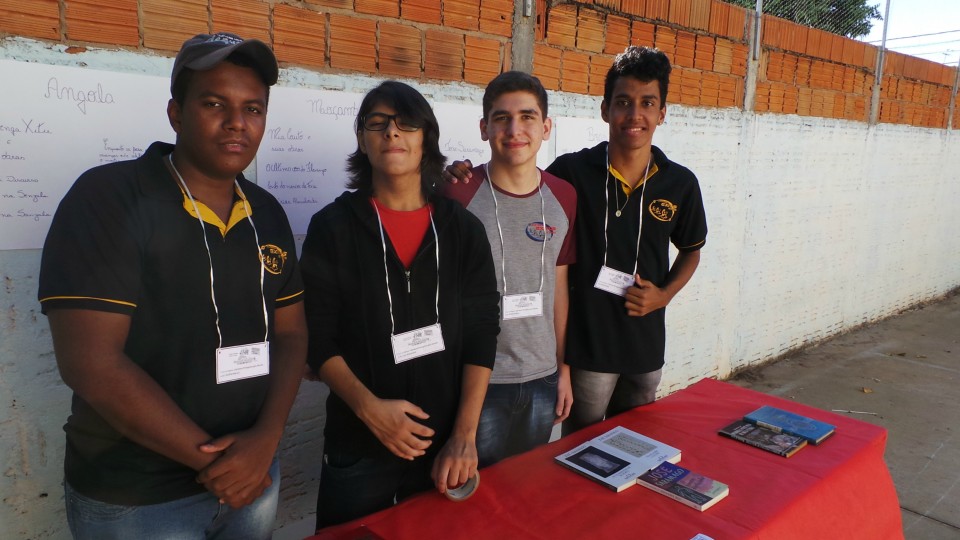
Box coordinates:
[444,471,480,502]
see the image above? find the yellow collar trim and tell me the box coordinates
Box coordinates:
[179,185,252,237]
[609,162,659,196]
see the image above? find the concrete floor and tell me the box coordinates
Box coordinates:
[729,290,960,539]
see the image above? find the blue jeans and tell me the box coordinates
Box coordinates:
[65,458,280,540]
[315,450,433,529]
[476,371,559,468]
[562,368,662,436]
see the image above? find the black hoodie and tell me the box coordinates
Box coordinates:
[301,189,500,459]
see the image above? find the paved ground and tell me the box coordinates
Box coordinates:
[729,289,960,539]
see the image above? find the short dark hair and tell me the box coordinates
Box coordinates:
[482,71,549,120]
[347,81,445,196]
[603,46,672,106]
[171,52,272,106]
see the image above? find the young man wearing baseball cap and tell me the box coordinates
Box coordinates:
[39,33,306,538]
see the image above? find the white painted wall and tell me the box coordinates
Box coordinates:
[2,37,959,539]
[658,110,960,395]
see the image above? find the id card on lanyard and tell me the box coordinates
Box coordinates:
[169,155,272,383]
[484,163,546,320]
[372,200,446,365]
[502,293,544,319]
[216,341,270,383]
[594,151,650,298]
[391,323,445,364]
[594,266,635,297]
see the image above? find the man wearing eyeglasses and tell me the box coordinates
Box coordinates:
[300,81,499,528]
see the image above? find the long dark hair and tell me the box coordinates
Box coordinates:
[346,81,445,196]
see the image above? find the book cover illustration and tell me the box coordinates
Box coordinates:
[719,420,807,457]
[555,426,681,492]
[637,461,730,511]
[744,405,836,445]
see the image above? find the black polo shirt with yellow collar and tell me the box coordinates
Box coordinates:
[39,141,304,505]
[547,142,707,375]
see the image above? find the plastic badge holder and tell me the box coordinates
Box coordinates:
[444,472,479,502]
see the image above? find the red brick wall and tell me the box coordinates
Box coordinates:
[1,0,511,84]
[535,1,749,108]
[757,13,953,127]
[1,0,956,128]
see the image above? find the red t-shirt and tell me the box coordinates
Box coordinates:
[371,198,432,269]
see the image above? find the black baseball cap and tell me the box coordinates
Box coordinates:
[170,32,278,94]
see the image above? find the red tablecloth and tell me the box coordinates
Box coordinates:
[310,378,903,540]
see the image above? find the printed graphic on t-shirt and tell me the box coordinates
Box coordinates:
[525,221,558,242]
[649,199,678,222]
[260,244,288,274]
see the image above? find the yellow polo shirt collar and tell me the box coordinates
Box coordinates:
[610,161,660,196]
[179,185,253,237]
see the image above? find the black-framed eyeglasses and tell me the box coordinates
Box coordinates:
[362,113,423,132]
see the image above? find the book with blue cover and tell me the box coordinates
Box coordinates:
[744,405,836,445]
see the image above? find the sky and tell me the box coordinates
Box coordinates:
[861,0,960,66]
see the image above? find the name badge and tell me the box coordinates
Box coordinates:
[391,323,445,364]
[594,265,635,297]
[216,341,270,384]
[502,292,544,320]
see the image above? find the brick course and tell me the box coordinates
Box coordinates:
[212,0,269,43]
[0,0,60,40]
[425,29,463,81]
[65,0,139,46]
[1,0,954,129]
[142,0,208,52]
[464,35,501,85]
[378,21,421,79]
[329,14,376,73]
[274,5,327,69]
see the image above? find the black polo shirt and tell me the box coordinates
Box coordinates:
[547,142,707,374]
[39,141,304,505]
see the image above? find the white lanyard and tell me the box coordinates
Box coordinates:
[167,154,269,348]
[371,200,440,336]
[601,147,651,276]
[482,163,546,296]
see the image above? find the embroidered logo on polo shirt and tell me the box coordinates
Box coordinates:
[525,222,557,242]
[260,244,287,275]
[649,199,678,222]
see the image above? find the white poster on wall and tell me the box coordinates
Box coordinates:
[433,101,489,167]
[432,101,554,170]
[0,59,171,250]
[1,59,612,249]
[554,116,608,158]
[257,86,363,235]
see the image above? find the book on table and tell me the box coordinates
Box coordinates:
[554,426,681,492]
[636,461,730,511]
[743,405,836,445]
[718,420,807,457]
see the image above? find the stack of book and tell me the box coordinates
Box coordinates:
[719,405,837,457]
[555,426,681,492]
[555,426,729,511]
